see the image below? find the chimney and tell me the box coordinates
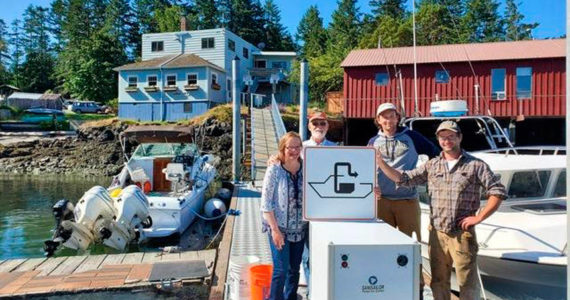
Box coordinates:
[180,14,187,31]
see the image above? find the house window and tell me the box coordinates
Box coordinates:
[147,75,158,87]
[243,47,249,59]
[508,170,551,198]
[227,79,232,98]
[184,102,192,113]
[491,69,506,100]
[254,60,266,68]
[187,74,197,85]
[202,37,215,49]
[516,67,532,99]
[211,73,218,85]
[435,70,450,84]
[228,39,235,51]
[151,41,163,52]
[166,75,176,86]
[271,61,287,69]
[375,73,389,86]
[128,76,137,87]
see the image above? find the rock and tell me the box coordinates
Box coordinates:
[98,129,115,142]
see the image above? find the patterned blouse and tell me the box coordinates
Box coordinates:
[260,163,307,242]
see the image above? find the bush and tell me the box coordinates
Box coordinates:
[39,120,70,131]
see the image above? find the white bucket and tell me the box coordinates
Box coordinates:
[229,255,260,300]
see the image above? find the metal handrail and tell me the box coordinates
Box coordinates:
[250,95,256,182]
[271,95,286,140]
[475,146,566,156]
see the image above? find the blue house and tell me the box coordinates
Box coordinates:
[114,28,297,122]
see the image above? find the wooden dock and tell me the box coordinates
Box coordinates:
[0,249,216,297]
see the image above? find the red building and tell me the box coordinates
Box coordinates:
[340,39,566,146]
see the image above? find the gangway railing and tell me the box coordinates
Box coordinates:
[271,94,286,140]
[250,95,256,182]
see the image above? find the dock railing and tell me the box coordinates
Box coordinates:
[270,94,286,140]
[250,95,256,181]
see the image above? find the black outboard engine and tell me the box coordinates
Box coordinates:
[44,199,75,257]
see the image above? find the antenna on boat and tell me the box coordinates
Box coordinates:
[411,0,419,117]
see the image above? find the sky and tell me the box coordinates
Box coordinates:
[0,0,565,39]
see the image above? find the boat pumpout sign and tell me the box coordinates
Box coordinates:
[303,146,377,220]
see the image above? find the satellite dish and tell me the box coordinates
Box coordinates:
[257,42,266,50]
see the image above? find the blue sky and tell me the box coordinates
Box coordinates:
[0,0,565,39]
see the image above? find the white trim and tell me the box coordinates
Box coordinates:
[120,99,209,104]
[165,73,177,86]
[146,74,158,86]
[491,68,507,100]
[253,51,297,56]
[127,76,138,87]
[186,72,198,85]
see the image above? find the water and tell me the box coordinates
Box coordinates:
[0,174,111,259]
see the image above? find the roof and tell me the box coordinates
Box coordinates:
[121,125,194,143]
[0,84,20,91]
[40,94,62,100]
[114,54,225,72]
[8,92,43,100]
[253,51,297,57]
[341,39,566,67]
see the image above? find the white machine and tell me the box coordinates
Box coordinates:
[310,221,420,300]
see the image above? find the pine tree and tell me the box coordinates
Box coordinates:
[0,19,10,85]
[328,0,361,52]
[22,5,51,54]
[296,5,328,58]
[155,5,187,32]
[8,20,25,89]
[421,0,466,42]
[358,15,411,48]
[369,0,406,19]
[195,0,220,30]
[415,1,456,45]
[461,0,504,42]
[504,0,538,41]
[263,0,294,51]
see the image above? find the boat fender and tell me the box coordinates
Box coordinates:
[204,198,227,218]
[215,188,232,201]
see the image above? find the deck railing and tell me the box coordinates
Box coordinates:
[271,94,287,140]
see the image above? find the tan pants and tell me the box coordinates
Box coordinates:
[377,197,424,289]
[429,226,480,300]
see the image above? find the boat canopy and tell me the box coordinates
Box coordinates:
[121,125,194,143]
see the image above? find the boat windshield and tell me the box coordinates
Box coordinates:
[131,143,198,158]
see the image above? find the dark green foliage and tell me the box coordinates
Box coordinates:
[296,5,328,58]
[461,0,504,42]
[263,0,295,51]
[369,0,406,19]
[19,51,56,93]
[195,0,220,30]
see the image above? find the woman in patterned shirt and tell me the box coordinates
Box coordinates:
[261,132,307,300]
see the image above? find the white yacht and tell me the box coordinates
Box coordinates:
[406,109,566,300]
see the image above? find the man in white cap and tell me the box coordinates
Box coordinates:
[368,102,439,296]
[376,120,507,300]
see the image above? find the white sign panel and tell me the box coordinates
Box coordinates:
[303,147,376,220]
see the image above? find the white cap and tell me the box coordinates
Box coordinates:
[376,103,397,116]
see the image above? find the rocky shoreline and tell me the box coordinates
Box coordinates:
[0,116,246,181]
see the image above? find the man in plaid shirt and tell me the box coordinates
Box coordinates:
[377,120,507,300]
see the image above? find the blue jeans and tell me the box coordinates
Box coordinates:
[268,233,305,300]
[302,229,310,298]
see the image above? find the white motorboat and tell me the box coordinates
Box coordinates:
[406,113,566,300]
[44,126,217,255]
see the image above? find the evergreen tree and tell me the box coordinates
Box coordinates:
[296,5,328,58]
[8,20,25,89]
[328,0,361,52]
[263,0,295,51]
[358,15,411,48]
[504,0,538,41]
[461,0,504,42]
[0,19,10,85]
[369,0,406,19]
[130,0,169,56]
[415,1,455,45]
[223,0,265,46]
[195,0,220,30]
[155,5,188,32]
[421,0,466,42]
[22,5,51,54]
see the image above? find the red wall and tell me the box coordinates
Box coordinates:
[343,58,566,119]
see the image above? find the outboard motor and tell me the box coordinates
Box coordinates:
[102,185,151,250]
[44,199,75,257]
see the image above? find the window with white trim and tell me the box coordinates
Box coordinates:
[147,75,158,86]
[187,74,197,85]
[128,76,137,87]
[166,75,176,86]
[211,73,218,85]
[516,67,532,99]
[151,41,163,52]
[491,69,506,100]
[202,37,215,49]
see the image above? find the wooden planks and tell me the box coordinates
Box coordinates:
[12,258,47,272]
[100,253,125,267]
[0,259,27,273]
[121,252,144,264]
[141,252,162,264]
[73,255,106,273]
[35,256,67,276]
[49,255,87,276]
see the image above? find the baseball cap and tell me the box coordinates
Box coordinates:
[436,120,461,134]
[376,103,397,116]
[309,111,327,122]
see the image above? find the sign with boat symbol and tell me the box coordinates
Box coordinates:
[304,147,376,220]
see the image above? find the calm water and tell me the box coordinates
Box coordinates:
[0,174,111,259]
